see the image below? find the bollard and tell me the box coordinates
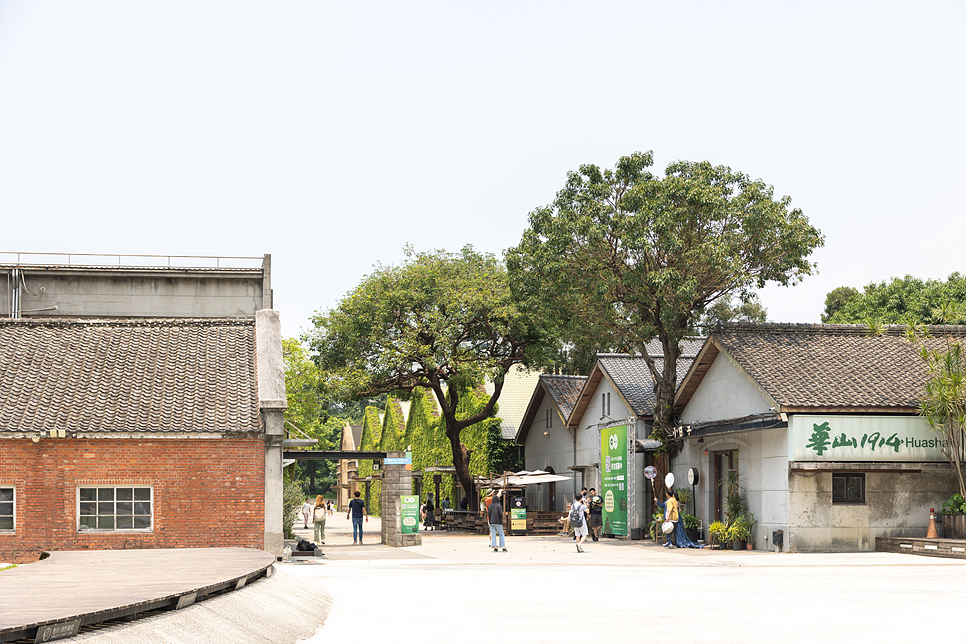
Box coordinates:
[926,508,939,539]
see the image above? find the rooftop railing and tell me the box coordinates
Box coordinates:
[0,252,265,270]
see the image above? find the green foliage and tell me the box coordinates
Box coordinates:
[649,511,666,540]
[918,340,966,499]
[282,474,305,540]
[307,246,552,505]
[941,493,966,515]
[726,519,751,543]
[681,513,700,530]
[697,293,768,334]
[708,520,728,544]
[822,274,966,325]
[507,152,824,440]
[674,487,692,506]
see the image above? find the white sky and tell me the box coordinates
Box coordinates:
[1,1,964,339]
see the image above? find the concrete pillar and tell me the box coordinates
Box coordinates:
[256,309,286,556]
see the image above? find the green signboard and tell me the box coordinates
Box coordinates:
[401,495,419,534]
[601,424,628,536]
[510,508,526,532]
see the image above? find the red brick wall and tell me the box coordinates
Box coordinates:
[0,437,265,564]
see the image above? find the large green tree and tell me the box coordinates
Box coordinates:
[822,274,966,324]
[506,151,824,442]
[306,246,550,509]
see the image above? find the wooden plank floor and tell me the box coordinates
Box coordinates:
[0,547,275,635]
[875,536,966,559]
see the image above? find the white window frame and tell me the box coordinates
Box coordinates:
[0,486,14,533]
[77,485,154,533]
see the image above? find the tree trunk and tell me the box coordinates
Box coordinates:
[448,426,477,510]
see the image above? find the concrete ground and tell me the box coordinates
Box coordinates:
[58,512,966,643]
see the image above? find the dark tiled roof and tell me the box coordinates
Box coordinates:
[712,323,966,409]
[598,337,704,360]
[597,355,695,417]
[541,375,587,421]
[0,318,260,433]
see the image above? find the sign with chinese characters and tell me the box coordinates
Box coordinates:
[34,620,80,643]
[400,495,419,534]
[600,425,628,536]
[510,508,526,531]
[790,415,948,462]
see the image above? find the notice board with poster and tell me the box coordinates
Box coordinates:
[600,424,628,536]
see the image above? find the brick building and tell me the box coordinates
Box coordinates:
[0,259,286,563]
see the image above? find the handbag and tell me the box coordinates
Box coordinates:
[662,521,674,534]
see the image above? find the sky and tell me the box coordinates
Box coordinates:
[1,1,964,339]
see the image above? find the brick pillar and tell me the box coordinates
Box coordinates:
[381,451,422,547]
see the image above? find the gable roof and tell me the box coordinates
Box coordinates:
[569,354,697,426]
[0,318,260,434]
[515,374,587,443]
[675,323,966,413]
[484,365,544,439]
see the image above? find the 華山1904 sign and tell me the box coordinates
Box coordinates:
[600,425,628,536]
[790,415,951,462]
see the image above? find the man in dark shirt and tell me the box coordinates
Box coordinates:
[488,492,506,552]
[347,490,368,545]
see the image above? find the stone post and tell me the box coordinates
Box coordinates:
[381,451,422,547]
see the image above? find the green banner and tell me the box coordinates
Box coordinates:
[401,495,419,534]
[601,425,628,536]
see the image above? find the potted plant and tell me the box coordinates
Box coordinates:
[682,513,701,542]
[741,513,757,549]
[708,521,728,549]
[941,493,966,539]
[727,519,750,549]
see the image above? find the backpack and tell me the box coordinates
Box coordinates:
[314,506,325,521]
[569,503,583,528]
[296,539,317,551]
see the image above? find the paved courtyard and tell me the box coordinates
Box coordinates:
[60,513,966,643]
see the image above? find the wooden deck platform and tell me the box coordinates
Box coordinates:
[875,536,966,560]
[0,547,275,643]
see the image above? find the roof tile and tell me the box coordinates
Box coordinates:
[0,318,260,433]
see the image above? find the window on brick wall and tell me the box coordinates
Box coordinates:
[78,486,152,531]
[0,487,14,532]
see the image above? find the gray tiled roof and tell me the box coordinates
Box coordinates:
[713,323,966,409]
[541,375,587,420]
[0,318,260,433]
[636,337,705,358]
[598,355,695,417]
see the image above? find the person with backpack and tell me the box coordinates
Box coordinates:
[570,492,589,552]
[312,495,327,545]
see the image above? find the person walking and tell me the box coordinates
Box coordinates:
[488,492,507,552]
[571,492,589,552]
[301,498,313,530]
[659,489,680,548]
[312,495,327,545]
[327,499,334,517]
[347,490,368,545]
[588,488,603,542]
[440,496,451,510]
[423,493,436,531]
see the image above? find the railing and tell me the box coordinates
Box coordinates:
[0,252,264,270]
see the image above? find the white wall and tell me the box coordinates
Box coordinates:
[680,354,772,424]
[674,426,789,550]
[523,394,576,511]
